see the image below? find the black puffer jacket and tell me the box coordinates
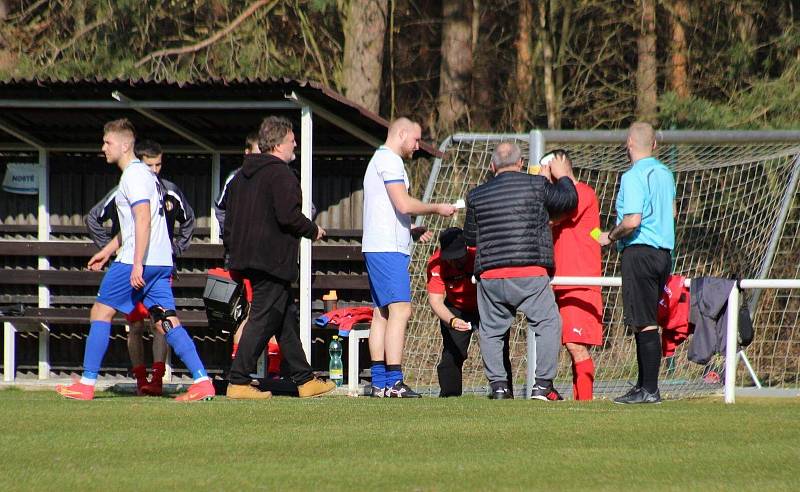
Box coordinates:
[463,172,577,275]
[224,153,318,282]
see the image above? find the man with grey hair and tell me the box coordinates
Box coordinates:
[224,115,334,399]
[463,141,578,400]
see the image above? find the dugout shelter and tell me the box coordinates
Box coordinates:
[0,77,437,382]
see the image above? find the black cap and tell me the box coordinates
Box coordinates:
[439,227,467,260]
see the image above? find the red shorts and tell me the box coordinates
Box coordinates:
[126,302,150,323]
[554,287,603,346]
[125,276,173,323]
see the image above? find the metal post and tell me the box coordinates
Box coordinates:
[748,153,800,313]
[209,153,221,244]
[37,150,51,380]
[417,136,453,226]
[724,286,739,404]
[525,130,545,398]
[529,129,545,166]
[299,106,313,360]
[3,322,15,382]
[38,149,50,308]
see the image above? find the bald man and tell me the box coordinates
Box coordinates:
[599,121,676,404]
[362,117,456,398]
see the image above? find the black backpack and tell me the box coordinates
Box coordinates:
[737,287,755,347]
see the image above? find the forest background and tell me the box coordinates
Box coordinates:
[0,0,798,140]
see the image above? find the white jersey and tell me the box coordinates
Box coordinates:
[115,160,173,266]
[362,146,412,254]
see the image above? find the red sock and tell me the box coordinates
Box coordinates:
[572,358,595,401]
[267,341,282,375]
[132,364,148,388]
[231,343,239,359]
[151,361,166,383]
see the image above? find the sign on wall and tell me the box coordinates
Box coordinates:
[2,163,39,195]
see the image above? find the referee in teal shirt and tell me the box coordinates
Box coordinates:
[599,121,676,404]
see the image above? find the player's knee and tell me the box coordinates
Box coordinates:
[389,302,412,321]
[148,305,178,332]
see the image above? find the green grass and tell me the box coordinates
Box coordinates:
[0,388,798,491]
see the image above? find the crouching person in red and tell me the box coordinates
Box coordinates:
[426,228,513,398]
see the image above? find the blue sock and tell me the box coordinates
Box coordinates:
[81,320,112,382]
[165,326,208,381]
[385,364,403,388]
[371,361,386,389]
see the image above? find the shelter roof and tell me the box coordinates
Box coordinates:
[0,77,438,157]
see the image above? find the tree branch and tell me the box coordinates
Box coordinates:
[47,13,111,65]
[134,0,275,69]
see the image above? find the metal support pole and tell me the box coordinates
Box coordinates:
[529,130,545,166]
[37,150,51,380]
[209,153,221,244]
[299,106,313,361]
[724,286,739,404]
[524,130,545,398]
[749,153,800,313]
[417,136,452,226]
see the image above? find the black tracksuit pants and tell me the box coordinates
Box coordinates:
[437,304,514,396]
[229,269,313,386]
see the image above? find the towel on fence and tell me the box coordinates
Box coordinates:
[657,275,691,357]
[315,307,373,337]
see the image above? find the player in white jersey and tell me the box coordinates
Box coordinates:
[362,117,456,398]
[56,118,214,401]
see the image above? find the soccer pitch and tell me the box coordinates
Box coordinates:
[0,389,797,491]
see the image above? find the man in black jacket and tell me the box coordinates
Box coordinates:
[464,141,577,400]
[86,139,195,396]
[224,116,334,399]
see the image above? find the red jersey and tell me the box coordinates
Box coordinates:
[552,181,602,285]
[426,247,478,312]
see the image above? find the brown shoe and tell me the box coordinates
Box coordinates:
[297,378,336,398]
[226,383,272,400]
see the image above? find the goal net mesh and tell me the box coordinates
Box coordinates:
[403,134,800,398]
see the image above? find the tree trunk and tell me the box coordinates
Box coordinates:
[471,0,493,130]
[636,0,658,124]
[669,0,690,98]
[539,1,559,129]
[0,0,14,74]
[342,0,388,113]
[512,0,534,131]
[437,0,473,134]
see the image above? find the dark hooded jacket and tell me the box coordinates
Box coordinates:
[224,153,318,282]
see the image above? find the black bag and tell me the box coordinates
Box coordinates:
[738,301,754,347]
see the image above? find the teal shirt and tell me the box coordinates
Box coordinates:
[615,157,675,250]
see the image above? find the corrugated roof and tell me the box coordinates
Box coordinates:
[0,77,440,157]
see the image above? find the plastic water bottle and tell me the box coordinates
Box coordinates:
[329,336,343,387]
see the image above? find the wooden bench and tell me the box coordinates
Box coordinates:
[0,233,373,384]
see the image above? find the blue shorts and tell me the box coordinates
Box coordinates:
[96,262,175,315]
[364,252,411,308]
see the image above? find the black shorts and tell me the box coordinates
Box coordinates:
[621,245,671,328]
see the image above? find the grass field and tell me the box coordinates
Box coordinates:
[0,388,797,491]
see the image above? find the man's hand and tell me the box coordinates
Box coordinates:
[130,263,145,289]
[314,226,326,241]
[451,318,472,331]
[436,203,457,217]
[87,250,111,271]
[598,231,612,247]
[549,154,570,180]
[411,226,433,242]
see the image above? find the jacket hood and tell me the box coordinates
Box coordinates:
[240,153,286,178]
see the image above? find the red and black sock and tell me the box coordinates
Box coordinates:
[132,364,148,389]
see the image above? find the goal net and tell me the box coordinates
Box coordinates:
[403,132,800,398]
